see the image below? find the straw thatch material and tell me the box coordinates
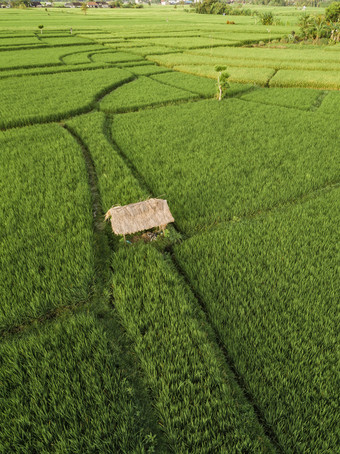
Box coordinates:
[105,198,174,235]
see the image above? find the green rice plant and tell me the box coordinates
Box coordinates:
[122,46,180,56]
[200,32,284,43]
[174,188,340,453]
[189,51,340,72]
[173,64,224,79]
[91,51,144,64]
[100,76,198,114]
[65,112,147,212]
[121,64,171,76]
[0,45,99,70]
[77,33,117,40]
[0,62,111,79]
[118,61,154,67]
[103,40,154,48]
[94,38,127,44]
[240,86,322,110]
[269,69,340,89]
[173,64,275,85]
[148,52,266,69]
[317,90,340,114]
[150,71,217,97]
[120,36,238,49]
[111,245,275,453]
[0,37,41,47]
[39,36,94,46]
[0,124,93,331]
[0,312,162,452]
[112,98,340,234]
[190,45,340,65]
[0,67,133,129]
[60,46,107,64]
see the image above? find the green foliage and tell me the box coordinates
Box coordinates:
[173,64,275,86]
[269,68,340,89]
[0,312,161,452]
[117,63,170,76]
[196,0,252,16]
[0,11,339,451]
[100,76,198,113]
[174,189,340,452]
[0,124,93,331]
[111,245,274,453]
[216,68,230,100]
[61,46,107,64]
[0,62,112,79]
[148,47,340,88]
[39,36,93,45]
[0,45,100,70]
[65,112,147,212]
[0,67,133,128]
[240,87,321,110]
[112,98,339,234]
[317,90,340,114]
[90,51,144,63]
[258,11,274,25]
[325,1,340,22]
[151,71,217,97]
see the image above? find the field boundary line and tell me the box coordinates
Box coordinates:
[310,90,329,111]
[0,299,88,339]
[147,73,215,98]
[265,68,278,88]
[166,245,284,454]
[187,180,340,240]
[0,63,120,80]
[103,95,212,116]
[237,93,327,113]
[0,74,135,132]
[103,115,154,198]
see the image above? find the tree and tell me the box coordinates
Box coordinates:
[215,66,230,101]
[81,2,87,14]
[325,2,340,23]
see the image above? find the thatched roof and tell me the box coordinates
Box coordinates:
[105,198,174,235]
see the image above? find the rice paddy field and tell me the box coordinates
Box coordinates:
[0,4,339,453]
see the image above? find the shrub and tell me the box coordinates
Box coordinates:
[259,12,274,25]
[325,1,340,23]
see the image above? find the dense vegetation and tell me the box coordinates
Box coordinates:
[174,189,340,452]
[0,5,339,452]
[0,124,93,331]
[0,312,163,452]
[0,67,133,128]
[112,98,339,233]
[100,76,199,113]
[111,245,275,453]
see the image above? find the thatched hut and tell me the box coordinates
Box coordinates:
[105,198,174,238]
